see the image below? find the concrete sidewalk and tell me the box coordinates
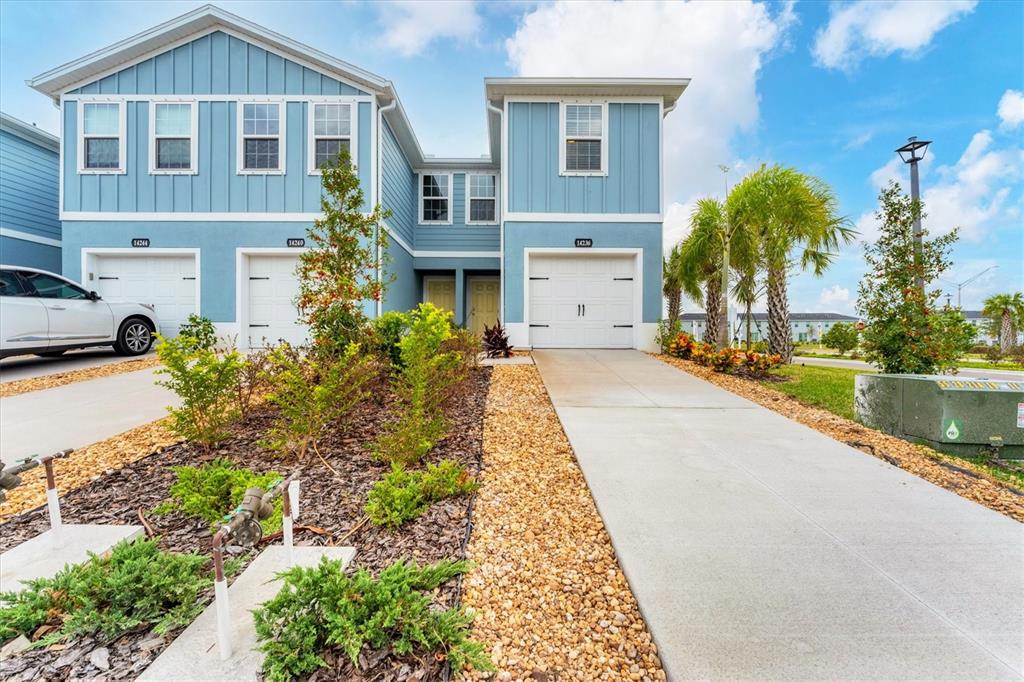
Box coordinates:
[0,368,176,460]
[534,350,1023,681]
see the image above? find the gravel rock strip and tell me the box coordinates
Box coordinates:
[0,356,161,398]
[658,354,1024,522]
[464,364,665,681]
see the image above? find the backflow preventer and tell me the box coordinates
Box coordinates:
[855,374,1024,460]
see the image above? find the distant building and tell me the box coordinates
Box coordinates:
[0,112,60,272]
[678,311,860,343]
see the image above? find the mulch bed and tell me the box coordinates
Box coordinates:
[0,367,490,682]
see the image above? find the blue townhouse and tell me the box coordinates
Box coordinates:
[0,112,61,272]
[28,5,686,349]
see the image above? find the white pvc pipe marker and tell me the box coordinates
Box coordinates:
[215,578,232,660]
[288,480,300,521]
[283,481,294,568]
[46,487,62,529]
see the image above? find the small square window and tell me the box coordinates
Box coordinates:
[239,103,284,172]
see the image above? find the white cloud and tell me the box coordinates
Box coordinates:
[844,131,873,151]
[997,89,1024,129]
[818,284,851,310]
[813,0,976,71]
[505,0,795,252]
[377,1,482,57]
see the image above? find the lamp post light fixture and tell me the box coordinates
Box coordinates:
[895,136,932,291]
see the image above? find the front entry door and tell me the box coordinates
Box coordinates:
[467,278,499,336]
[424,277,456,315]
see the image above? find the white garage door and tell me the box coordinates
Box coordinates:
[247,255,308,348]
[93,254,196,338]
[528,254,635,348]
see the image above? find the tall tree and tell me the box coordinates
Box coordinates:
[679,198,756,346]
[981,292,1024,354]
[727,165,853,362]
[662,243,685,327]
[856,182,975,373]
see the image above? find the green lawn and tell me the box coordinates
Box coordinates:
[761,364,868,421]
[793,351,1024,372]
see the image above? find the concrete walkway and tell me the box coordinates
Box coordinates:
[533,350,1023,681]
[0,368,176,460]
[0,348,154,383]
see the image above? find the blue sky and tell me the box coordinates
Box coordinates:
[2,0,1021,313]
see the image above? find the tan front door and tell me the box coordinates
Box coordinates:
[467,278,500,335]
[425,277,456,314]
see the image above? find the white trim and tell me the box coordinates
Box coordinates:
[235,247,308,350]
[77,99,126,174]
[63,93,374,103]
[306,101,357,175]
[418,171,454,225]
[505,95,665,104]
[523,247,643,349]
[500,97,508,324]
[380,220,413,256]
[504,212,662,223]
[559,101,608,177]
[79,247,201,316]
[465,172,499,225]
[148,100,199,175]
[414,250,500,259]
[59,100,65,215]
[236,101,286,175]
[658,98,664,215]
[62,211,322,222]
[0,227,62,248]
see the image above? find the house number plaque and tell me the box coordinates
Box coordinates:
[131,238,150,248]
[574,238,593,248]
[287,238,305,247]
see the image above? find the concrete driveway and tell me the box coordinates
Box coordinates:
[0,368,176,461]
[0,348,155,384]
[794,354,1024,382]
[534,350,1023,681]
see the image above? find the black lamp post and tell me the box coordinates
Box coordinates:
[896,136,932,291]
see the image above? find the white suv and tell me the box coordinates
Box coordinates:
[0,266,158,359]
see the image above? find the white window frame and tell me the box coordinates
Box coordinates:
[465,173,499,225]
[236,101,286,175]
[418,172,454,225]
[77,99,127,175]
[307,102,356,175]
[558,100,608,177]
[148,100,198,175]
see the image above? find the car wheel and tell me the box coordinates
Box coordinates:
[36,350,67,358]
[115,319,154,356]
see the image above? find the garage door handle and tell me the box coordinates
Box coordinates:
[577,304,581,316]
[182,277,196,281]
[249,324,270,328]
[582,304,585,316]
[613,324,633,328]
[529,277,549,281]
[613,277,633,281]
[529,324,549,328]
[249,277,270,281]
[98,276,118,280]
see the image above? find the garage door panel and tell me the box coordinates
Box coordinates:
[247,255,308,348]
[94,254,196,338]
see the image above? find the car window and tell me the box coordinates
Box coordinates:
[21,272,89,300]
[0,270,30,297]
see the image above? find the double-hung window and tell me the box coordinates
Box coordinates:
[150,102,196,173]
[561,102,606,175]
[308,103,353,173]
[79,102,125,173]
[239,102,284,173]
[466,174,498,224]
[420,173,451,224]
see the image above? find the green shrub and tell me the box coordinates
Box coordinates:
[821,322,860,356]
[155,334,244,450]
[0,539,210,646]
[365,459,478,529]
[262,343,378,461]
[177,313,218,351]
[371,310,409,367]
[253,557,492,681]
[443,327,482,374]
[655,319,683,354]
[373,304,461,465]
[234,347,272,419]
[151,458,283,534]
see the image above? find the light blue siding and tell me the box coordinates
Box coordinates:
[414,172,500,252]
[0,128,60,242]
[0,236,61,273]
[383,236,417,313]
[507,102,660,214]
[502,222,662,323]
[63,99,371,214]
[380,119,415,247]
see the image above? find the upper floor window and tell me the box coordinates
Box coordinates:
[420,173,452,224]
[79,101,125,174]
[238,102,284,174]
[466,174,498,224]
[150,102,197,174]
[309,103,353,174]
[560,103,606,175]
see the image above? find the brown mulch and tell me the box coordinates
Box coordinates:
[0,356,162,398]
[463,364,666,682]
[0,368,490,682]
[657,354,1024,523]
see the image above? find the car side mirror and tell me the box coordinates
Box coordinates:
[88,291,101,301]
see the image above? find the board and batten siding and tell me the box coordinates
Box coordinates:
[507,101,660,215]
[0,128,60,241]
[380,119,415,248]
[62,30,371,215]
[414,172,499,252]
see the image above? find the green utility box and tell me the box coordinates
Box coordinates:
[854,374,1024,459]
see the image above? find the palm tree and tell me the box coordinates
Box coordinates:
[732,264,764,350]
[662,243,685,327]
[679,198,756,346]
[982,292,1024,353]
[727,165,853,362]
